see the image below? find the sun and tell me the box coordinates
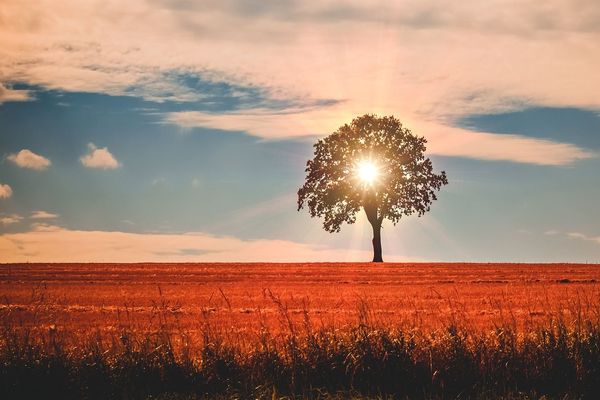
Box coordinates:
[356,160,379,185]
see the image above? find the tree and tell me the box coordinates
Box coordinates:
[297,114,448,262]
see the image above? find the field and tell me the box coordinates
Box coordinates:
[2,262,600,399]
[2,263,600,334]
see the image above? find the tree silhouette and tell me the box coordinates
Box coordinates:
[297,114,448,262]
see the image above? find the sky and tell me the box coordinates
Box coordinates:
[1,0,600,262]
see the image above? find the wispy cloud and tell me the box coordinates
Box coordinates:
[422,123,595,166]
[80,143,121,169]
[7,149,51,170]
[0,82,31,104]
[30,223,62,232]
[565,231,600,253]
[30,210,59,220]
[152,0,600,35]
[163,107,344,137]
[165,108,595,165]
[0,214,22,225]
[0,183,12,199]
[0,226,419,262]
[566,231,600,244]
[543,230,600,245]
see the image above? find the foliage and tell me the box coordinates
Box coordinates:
[297,114,448,233]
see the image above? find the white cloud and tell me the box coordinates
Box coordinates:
[0,82,31,104]
[421,123,595,166]
[0,214,22,225]
[1,0,599,165]
[538,230,600,245]
[0,183,12,199]
[164,107,343,137]
[0,226,420,262]
[30,223,62,232]
[80,143,121,169]
[30,210,59,219]
[567,232,587,240]
[7,149,51,170]
[566,231,600,243]
[544,230,559,235]
[165,109,595,166]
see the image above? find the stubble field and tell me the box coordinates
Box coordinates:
[3,263,600,399]
[2,262,599,337]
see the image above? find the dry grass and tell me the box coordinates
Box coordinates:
[1,263,600,398]
[2,263,600,334]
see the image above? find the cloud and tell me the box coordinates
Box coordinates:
[30,223,62,232]
[0,183,12,199]
[30,210,59,219]
[0,226,419,262]
[7,149,51,170]
[0,214,22,225]
[164,107,343,137]
[80,143,121,169]
[152,0,600,35]
[1,0,600,165]
[0,82,31,104]
[566,231,600,244]
[421,122,595,166]
[543,230,600,245]
[165,108,595,165]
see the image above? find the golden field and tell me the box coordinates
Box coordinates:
[3,263,600,398]
[2,262,599,337]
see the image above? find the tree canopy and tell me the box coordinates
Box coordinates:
[297,114,448,246]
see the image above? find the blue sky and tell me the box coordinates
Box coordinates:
[1,0,599,262]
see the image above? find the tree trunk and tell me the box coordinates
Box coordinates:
[364,202,383,263]
[371,221,383,262]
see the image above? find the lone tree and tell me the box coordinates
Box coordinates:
[298,114,448,262]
